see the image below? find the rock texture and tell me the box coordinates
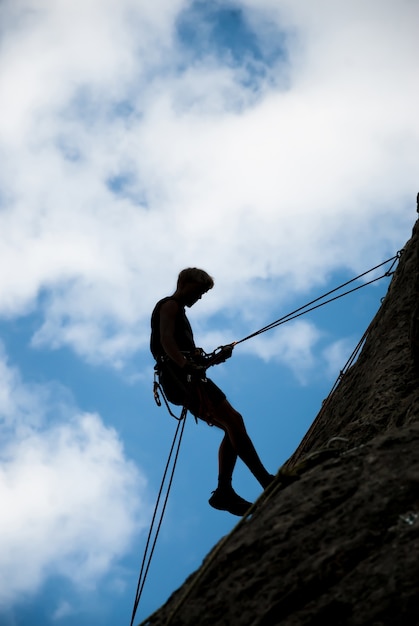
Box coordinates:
[287,218,419,468]
[139,217,419,626]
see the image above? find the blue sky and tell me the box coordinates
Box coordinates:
[0,0,418,624]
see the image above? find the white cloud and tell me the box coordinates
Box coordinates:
[322,336,358,379]
[52,600,74,621]
[0,0,418,366]
[240,320,322,382]
[0,344,148,607]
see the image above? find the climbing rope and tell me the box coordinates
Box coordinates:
[129,409,187,626]
[235,252,401,346]
[132,250,402,625]
[282,317,374,471]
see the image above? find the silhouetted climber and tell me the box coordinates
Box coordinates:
[151,268,274,516]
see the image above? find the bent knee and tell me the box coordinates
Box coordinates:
[217,403,246,430]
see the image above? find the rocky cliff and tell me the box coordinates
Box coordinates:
[139,214,419,626]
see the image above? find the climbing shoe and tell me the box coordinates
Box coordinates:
[208,486,252,516]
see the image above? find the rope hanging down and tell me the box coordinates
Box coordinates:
[129,410,187,626]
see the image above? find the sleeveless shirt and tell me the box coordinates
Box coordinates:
[150,297,196,360]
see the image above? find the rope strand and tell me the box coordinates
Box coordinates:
[235,253,400,346]
[130,411,187,626]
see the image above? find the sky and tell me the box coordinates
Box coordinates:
[0,0,418,624]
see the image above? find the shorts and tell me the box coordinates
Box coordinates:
[158,361,226,420]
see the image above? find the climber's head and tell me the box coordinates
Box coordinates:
[176,268,214,307]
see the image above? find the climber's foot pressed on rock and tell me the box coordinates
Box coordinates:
[209,486,252,516]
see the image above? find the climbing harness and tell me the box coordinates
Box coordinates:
[153,366,186,421]
[130,250,402,626]
[153,348,228,423]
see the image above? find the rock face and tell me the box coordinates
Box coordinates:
[140,218,419,626]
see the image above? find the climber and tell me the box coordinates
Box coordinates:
[150,267,274,516]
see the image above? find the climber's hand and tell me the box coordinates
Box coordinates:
[211,343,235,365]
